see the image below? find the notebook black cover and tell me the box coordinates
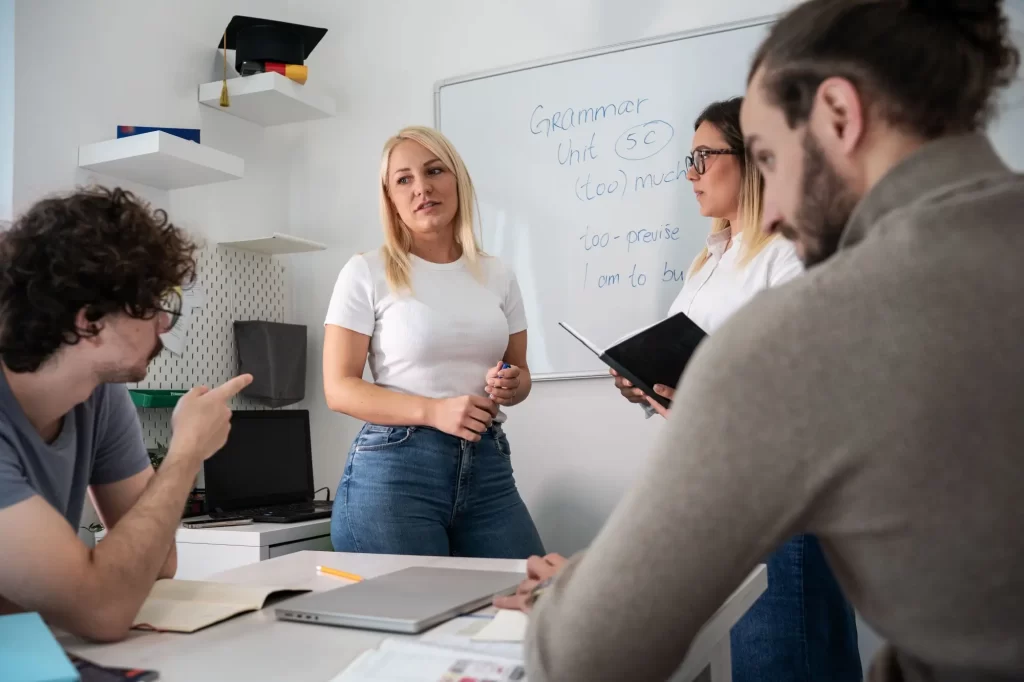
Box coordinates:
[561,312,707,409]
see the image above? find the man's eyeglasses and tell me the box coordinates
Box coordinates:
[685,148,740,176]
[156,287,183,332]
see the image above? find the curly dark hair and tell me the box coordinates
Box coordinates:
[0,186,198,372]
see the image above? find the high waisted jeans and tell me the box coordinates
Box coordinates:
[331,423,545,558]
[732,534,863,682]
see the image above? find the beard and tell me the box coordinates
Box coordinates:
[794,130,859,268]
[98,339,163,384]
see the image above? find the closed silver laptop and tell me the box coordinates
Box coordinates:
[274,566,525,634]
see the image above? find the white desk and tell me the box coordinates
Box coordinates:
[173,519,332,579]
[60,551,766,682]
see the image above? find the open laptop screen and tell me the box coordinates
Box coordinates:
[204,410,313,512]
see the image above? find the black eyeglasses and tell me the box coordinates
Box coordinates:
[685,148,740,176]
[156,287,183,332]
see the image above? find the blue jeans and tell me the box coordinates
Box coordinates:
[731,534,863,682]
[332,423,545,559]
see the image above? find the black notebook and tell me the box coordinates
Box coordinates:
[559,313,707,409]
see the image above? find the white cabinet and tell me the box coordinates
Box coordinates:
[173,519,332,580]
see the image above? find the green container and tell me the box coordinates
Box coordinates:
[128,389,186,408]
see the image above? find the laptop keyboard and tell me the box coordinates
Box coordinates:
[210,501,330,519]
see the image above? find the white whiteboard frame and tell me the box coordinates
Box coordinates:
[433,14,779,381]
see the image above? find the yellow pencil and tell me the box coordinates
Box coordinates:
[316,565,364,582]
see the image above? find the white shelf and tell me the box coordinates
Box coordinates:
[78,131,244,190]
[198,72,336,126]
[219,233,327,255]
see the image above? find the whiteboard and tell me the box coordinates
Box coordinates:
[435,8,1024,379]
[435,18,775,379]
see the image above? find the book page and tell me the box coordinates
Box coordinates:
[132,579,305,633]
[146,579,284,608]
[610,312,691,347]
[133,599,254,633]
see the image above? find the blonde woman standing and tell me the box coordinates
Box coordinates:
[322,126,544,559]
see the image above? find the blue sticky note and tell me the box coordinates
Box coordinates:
[0,613,79,682]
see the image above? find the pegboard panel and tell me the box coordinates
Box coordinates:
[131,245,287,447]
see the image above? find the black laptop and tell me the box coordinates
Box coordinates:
[204,410,332,523]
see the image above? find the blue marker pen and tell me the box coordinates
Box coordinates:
[489,362,512,397]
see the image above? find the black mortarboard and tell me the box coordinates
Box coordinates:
[221,16,327,73]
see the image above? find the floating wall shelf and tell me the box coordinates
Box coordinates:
[198,72,336,127]
[218,233,327,255]
[78,131,244,190]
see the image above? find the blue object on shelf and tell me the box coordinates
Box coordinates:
[0,612,79,682]
[117,125,200,143]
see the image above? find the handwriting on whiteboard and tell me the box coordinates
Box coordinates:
[582,260,693,290]
[527,96,692,202]
[579,224,681,253]
[522,95,703,295]
[530,98,650,137]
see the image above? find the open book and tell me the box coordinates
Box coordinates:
[560,312,707,409]
[132,579,310,633]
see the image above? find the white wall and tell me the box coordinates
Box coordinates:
[0,0,14,222]
[12,0,291,242]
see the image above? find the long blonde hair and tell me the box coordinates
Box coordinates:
[378,126,483,293]
[689,98,776,275]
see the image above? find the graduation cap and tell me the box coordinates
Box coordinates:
[220,16,327,74]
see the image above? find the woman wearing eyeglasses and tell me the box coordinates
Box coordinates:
[613,97,864,682]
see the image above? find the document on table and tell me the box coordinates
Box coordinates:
[419,615,524,660]
[332,639,527,682]
[472,609,529,642]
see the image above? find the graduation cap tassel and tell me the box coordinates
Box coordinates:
[219,30,230,107]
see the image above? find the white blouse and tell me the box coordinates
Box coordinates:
[669,228,803,333]
[639,228,802,418]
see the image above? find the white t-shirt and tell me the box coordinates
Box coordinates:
[324,249,526,422]
[669,229,803,333]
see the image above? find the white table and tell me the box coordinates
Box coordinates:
[60,551,766,682]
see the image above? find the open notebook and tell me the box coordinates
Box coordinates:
[560,312,707,408]
[132,579,310,633]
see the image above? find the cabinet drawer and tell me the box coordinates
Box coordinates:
[267,534,333,559]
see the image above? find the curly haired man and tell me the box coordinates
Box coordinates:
[0,186,251,641]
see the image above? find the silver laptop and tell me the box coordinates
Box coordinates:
[274,566,525,634]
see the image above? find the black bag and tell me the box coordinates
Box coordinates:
[233,321,307,407]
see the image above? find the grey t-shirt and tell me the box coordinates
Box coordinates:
[0,371,150,530]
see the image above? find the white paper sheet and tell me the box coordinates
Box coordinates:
[419,616,524,660]
[159,285,206,355]
[332,639,526,682]
[471,609,528,642]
